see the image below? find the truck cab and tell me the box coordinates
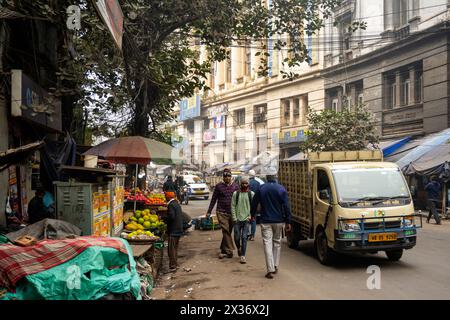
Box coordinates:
[279,151,422,265]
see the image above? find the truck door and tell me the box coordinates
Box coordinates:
[314,169,333,241]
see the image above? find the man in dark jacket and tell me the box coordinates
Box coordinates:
[163,176,178,193]
[251,173,292,279]
[27,188,52,225]
[163,191,184,272]
[206,168,239,259]
[425,176,441,225]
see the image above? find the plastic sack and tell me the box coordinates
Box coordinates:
[6,218,81,242]
[13,238,141,300]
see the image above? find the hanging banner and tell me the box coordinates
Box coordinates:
[93,0,124,50]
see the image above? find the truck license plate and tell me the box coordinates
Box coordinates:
[368,233,397,242]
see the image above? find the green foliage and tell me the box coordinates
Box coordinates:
[299,104,379,152]
[3,0,353,143]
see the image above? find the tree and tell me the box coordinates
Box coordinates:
[299,104,379,152]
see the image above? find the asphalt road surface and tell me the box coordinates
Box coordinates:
[152,195,450,300]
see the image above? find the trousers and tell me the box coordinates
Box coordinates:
[217,211,235,255]
[168,236,180,269]
[233,221,249,256]
[427,199,441,224]
[260,223,284,273]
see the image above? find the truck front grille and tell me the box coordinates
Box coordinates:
[363,221,401,230]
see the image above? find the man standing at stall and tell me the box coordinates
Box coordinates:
[163,191,184,272]
[206,168,239,259]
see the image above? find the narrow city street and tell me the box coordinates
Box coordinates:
[152,195,450,300]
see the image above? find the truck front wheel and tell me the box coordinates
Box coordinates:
[385,249,403,261]
[314,228,336,265]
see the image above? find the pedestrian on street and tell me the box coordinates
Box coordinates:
[248,170,262,241]
[207,168,239,259]
[425,176,442,225]
[163,175,178,193]
[163,191,184,272]
[250,172,292,279]
[231,176,254,264]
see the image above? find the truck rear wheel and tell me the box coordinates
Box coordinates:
[287,231,300,249]
[314,228,336,265]
[385,249,403,261]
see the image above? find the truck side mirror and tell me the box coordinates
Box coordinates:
[319,189,330,201]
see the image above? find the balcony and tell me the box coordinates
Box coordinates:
[253,113,267,123]
[334,0,355,20]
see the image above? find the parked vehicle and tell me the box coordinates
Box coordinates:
[278,150,422,265]
[183,174,210,200]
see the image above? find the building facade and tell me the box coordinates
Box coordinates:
[322,0,450,140]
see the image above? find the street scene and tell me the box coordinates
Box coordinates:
[1,0,450,303]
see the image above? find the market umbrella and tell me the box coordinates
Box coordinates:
[83,136,183,210]
[82,136,182,165]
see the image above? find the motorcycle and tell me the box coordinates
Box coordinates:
[180,186,189,205]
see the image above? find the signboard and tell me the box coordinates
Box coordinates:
[11,70,62,131]
[207,104,228,118]
[272,129,306,144]
[179,94,201,121]
[94,0,124,50]
[203,128,226,142]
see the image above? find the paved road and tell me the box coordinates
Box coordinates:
[153,196,450,300]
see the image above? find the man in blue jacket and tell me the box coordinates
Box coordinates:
[251,173,292,279]
[425,176,441,225]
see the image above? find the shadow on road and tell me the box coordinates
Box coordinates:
[291,240,415,270]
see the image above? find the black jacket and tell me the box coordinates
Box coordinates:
[27,196,49,225]
[163,180,178,192]
[165,199,184,236]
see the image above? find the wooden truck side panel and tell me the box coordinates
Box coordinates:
[278,160,314,239]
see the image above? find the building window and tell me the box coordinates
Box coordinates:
[358,93,364,105]
[293,99,300,125]
[415,70,423,103]
[235,109,245,126]
[282,100,290,126]
[402,78,410,106]
[332,99,338,112]
[245,44,251,76]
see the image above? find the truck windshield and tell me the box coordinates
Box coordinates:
[332,168,410,206]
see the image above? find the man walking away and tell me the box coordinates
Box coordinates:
[207,168,239,259]
[425,176,441,225]
[251,173,292,279]
[231,177,254,264]
[248,170,261,241]
[163,191,184,272]
[163,175,178,193]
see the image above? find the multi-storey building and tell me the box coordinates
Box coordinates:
[322,0,450,139]
[175,10,325,169]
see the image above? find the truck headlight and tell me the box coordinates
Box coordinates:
[342,220,361,232]
[403,216,414,228]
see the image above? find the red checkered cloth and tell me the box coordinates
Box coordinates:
[0,236,129,290]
